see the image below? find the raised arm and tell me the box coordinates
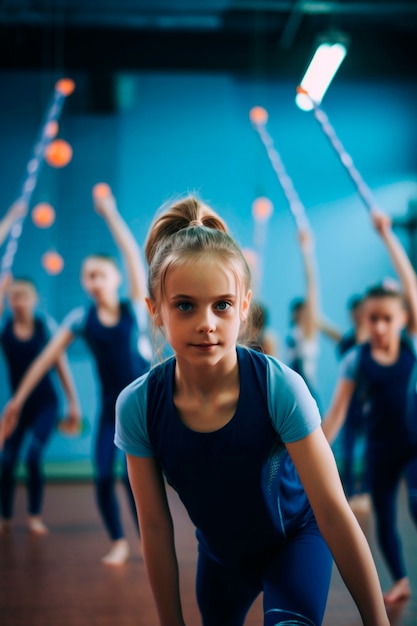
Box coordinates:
[372,210,417,333]
[92,186,146,302]
[127,455,186,626]
[298,228,319,339]
[287,430,389,626]
[0,326,74,447]
[0,200,27,247]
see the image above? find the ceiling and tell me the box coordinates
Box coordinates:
[0,1,416,79]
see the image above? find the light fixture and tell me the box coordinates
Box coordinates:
[296,31,349,111]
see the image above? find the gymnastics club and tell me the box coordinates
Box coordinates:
[296,86,378,214]
[0,78,75,278]
[249,106,310,233]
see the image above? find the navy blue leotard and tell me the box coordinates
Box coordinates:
[115,346,333,626]
[63,299,151,540]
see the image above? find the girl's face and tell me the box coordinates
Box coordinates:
[149,257,251,368]
[7,282,37,317]
[364,296,406,350]
[81,257,121,302]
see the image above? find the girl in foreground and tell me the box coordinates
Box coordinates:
[115,196,389,625]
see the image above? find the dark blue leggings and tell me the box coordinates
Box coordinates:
[0,401,57,518]
[94,417,139,540]
[367,443,417,581]
[196,518,333,626]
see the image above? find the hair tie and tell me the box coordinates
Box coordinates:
[189,219,203,227]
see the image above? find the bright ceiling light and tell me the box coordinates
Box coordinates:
[296,33,349,111]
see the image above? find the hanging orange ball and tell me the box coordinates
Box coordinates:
[44,139,73,168]
[252,197,273,221]
[249,106,268,125]
[41,251,64,275]
[32,203,55,228]
[92,183,112,199]
[55,78,76,97]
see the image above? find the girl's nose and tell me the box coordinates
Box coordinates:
[196,309,216,333]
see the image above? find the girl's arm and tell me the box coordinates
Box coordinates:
[0,272,12,319]
[0,327,74,446]
[318,318,343,343]
[321,377,355,443]
[127,454,186,626]
[287,429,389,626]
[298,229,319,339]
[0,200,26,247]
[372,210,417,333]
[93,189,146,302]
[54,353,82,429]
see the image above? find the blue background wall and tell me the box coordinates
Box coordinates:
[1,69,416,469]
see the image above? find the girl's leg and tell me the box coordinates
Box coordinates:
[26,403,57,531]
[404,448,417,528]
[196,549,261,626]
[0,414,28,527]
[263,519,332,626]
[368,451,406,581]
[94,418,129,565]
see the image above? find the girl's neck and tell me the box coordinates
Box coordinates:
[371,337,401,364]
[173,353,240,433]
[95,292,119,310]
[175,352,238,398]
[95,294,121,326]
[13,314,35,340]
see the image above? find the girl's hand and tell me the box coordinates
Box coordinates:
[0,398,22,449]
[298,228,313,253]
[92,184,118,219]
[371,210,392,236]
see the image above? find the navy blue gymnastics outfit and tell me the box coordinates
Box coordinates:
[0,315,59,519]
[115,346,333,626]
[341,337,417,582]
[63,299,150,541]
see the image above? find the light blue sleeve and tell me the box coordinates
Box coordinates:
[266,356,321,443]
[44,314,59,338]
[60,306,87,336]
[338,345,361,381]
[114,372,154,457]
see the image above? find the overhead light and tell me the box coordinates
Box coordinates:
[296,32,349,111]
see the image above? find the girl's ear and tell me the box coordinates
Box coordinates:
[145,297,163,327]
[241,290,252,322]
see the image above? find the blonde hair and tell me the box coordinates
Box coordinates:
[144,195,253,354]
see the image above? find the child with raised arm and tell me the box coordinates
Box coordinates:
[322,209,417,605]
[286,229,340,409]
[0,202,80,535]
[0,186,151,564]
[114,195,389,626]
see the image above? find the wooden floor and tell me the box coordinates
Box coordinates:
[1,481,417,625]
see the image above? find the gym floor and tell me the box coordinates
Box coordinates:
[1,480,416,625]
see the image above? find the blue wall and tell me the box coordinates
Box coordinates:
[0,70,416,466]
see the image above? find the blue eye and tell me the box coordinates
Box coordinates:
[177,302,193,312]
[216,301,231,311]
